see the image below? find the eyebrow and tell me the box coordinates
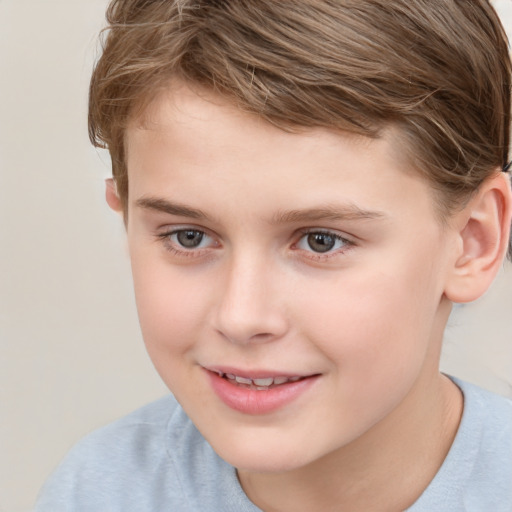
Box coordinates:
[270,205,387,224]
[135,196,210,220]
[135,196,386,224]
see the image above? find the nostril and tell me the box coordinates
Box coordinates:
[216,327,281,345]
[251,332,273,341]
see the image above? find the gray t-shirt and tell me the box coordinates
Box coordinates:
[34,378,512,511]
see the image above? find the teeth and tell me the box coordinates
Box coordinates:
[235,376,253,385]
[253,378,274,387]
[218,372,304,388]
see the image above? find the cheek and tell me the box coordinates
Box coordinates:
[297,260,441,380]
[129,248,207,358]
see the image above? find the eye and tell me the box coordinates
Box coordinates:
[174,229,206,248]
[157,227,217,254]
[296,231,350,254]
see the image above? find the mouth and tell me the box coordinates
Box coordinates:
[204,367,320,414]
[213,371,306,391]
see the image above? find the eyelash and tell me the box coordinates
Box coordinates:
[156,228,216,258]
[293,229,354,260]
[155,227,355,260]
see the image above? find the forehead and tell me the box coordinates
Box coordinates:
[129,83,357,163]
[125,83,437,223]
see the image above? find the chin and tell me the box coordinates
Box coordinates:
[206,431,321,474]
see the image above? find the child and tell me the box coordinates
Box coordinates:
[35,0,512,510]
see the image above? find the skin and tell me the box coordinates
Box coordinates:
[108,83,511,511]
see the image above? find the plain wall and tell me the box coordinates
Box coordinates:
[0,1,511,511]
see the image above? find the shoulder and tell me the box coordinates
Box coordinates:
[34,395,186,511]
[410,378,512,511]
[65,394,180,469]
[450,379,512,509]
[35,394,256,512]
[456,378,512,451]
[458,379,512,487]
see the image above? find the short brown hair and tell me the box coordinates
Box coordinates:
[89,0,511,221]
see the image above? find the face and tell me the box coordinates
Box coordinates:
[123,83,456,473]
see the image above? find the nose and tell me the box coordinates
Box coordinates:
[213,253,289,345]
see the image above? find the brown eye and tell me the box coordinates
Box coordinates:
[176,230,204,248]
[306,233,336,253]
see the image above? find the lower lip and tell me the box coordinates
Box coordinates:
[206,371,319,415]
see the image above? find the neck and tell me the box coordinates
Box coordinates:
[238,372,463,512]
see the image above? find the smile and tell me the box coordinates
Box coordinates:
[215,372,304,390]
[206,368,319,415]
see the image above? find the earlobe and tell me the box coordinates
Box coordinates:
[444,172,512,303]
[105,178,123,213]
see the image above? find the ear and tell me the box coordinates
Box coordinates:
[444,172,512,303]
[105,178,123,213]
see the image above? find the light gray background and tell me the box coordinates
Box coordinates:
[1,1,511,511]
